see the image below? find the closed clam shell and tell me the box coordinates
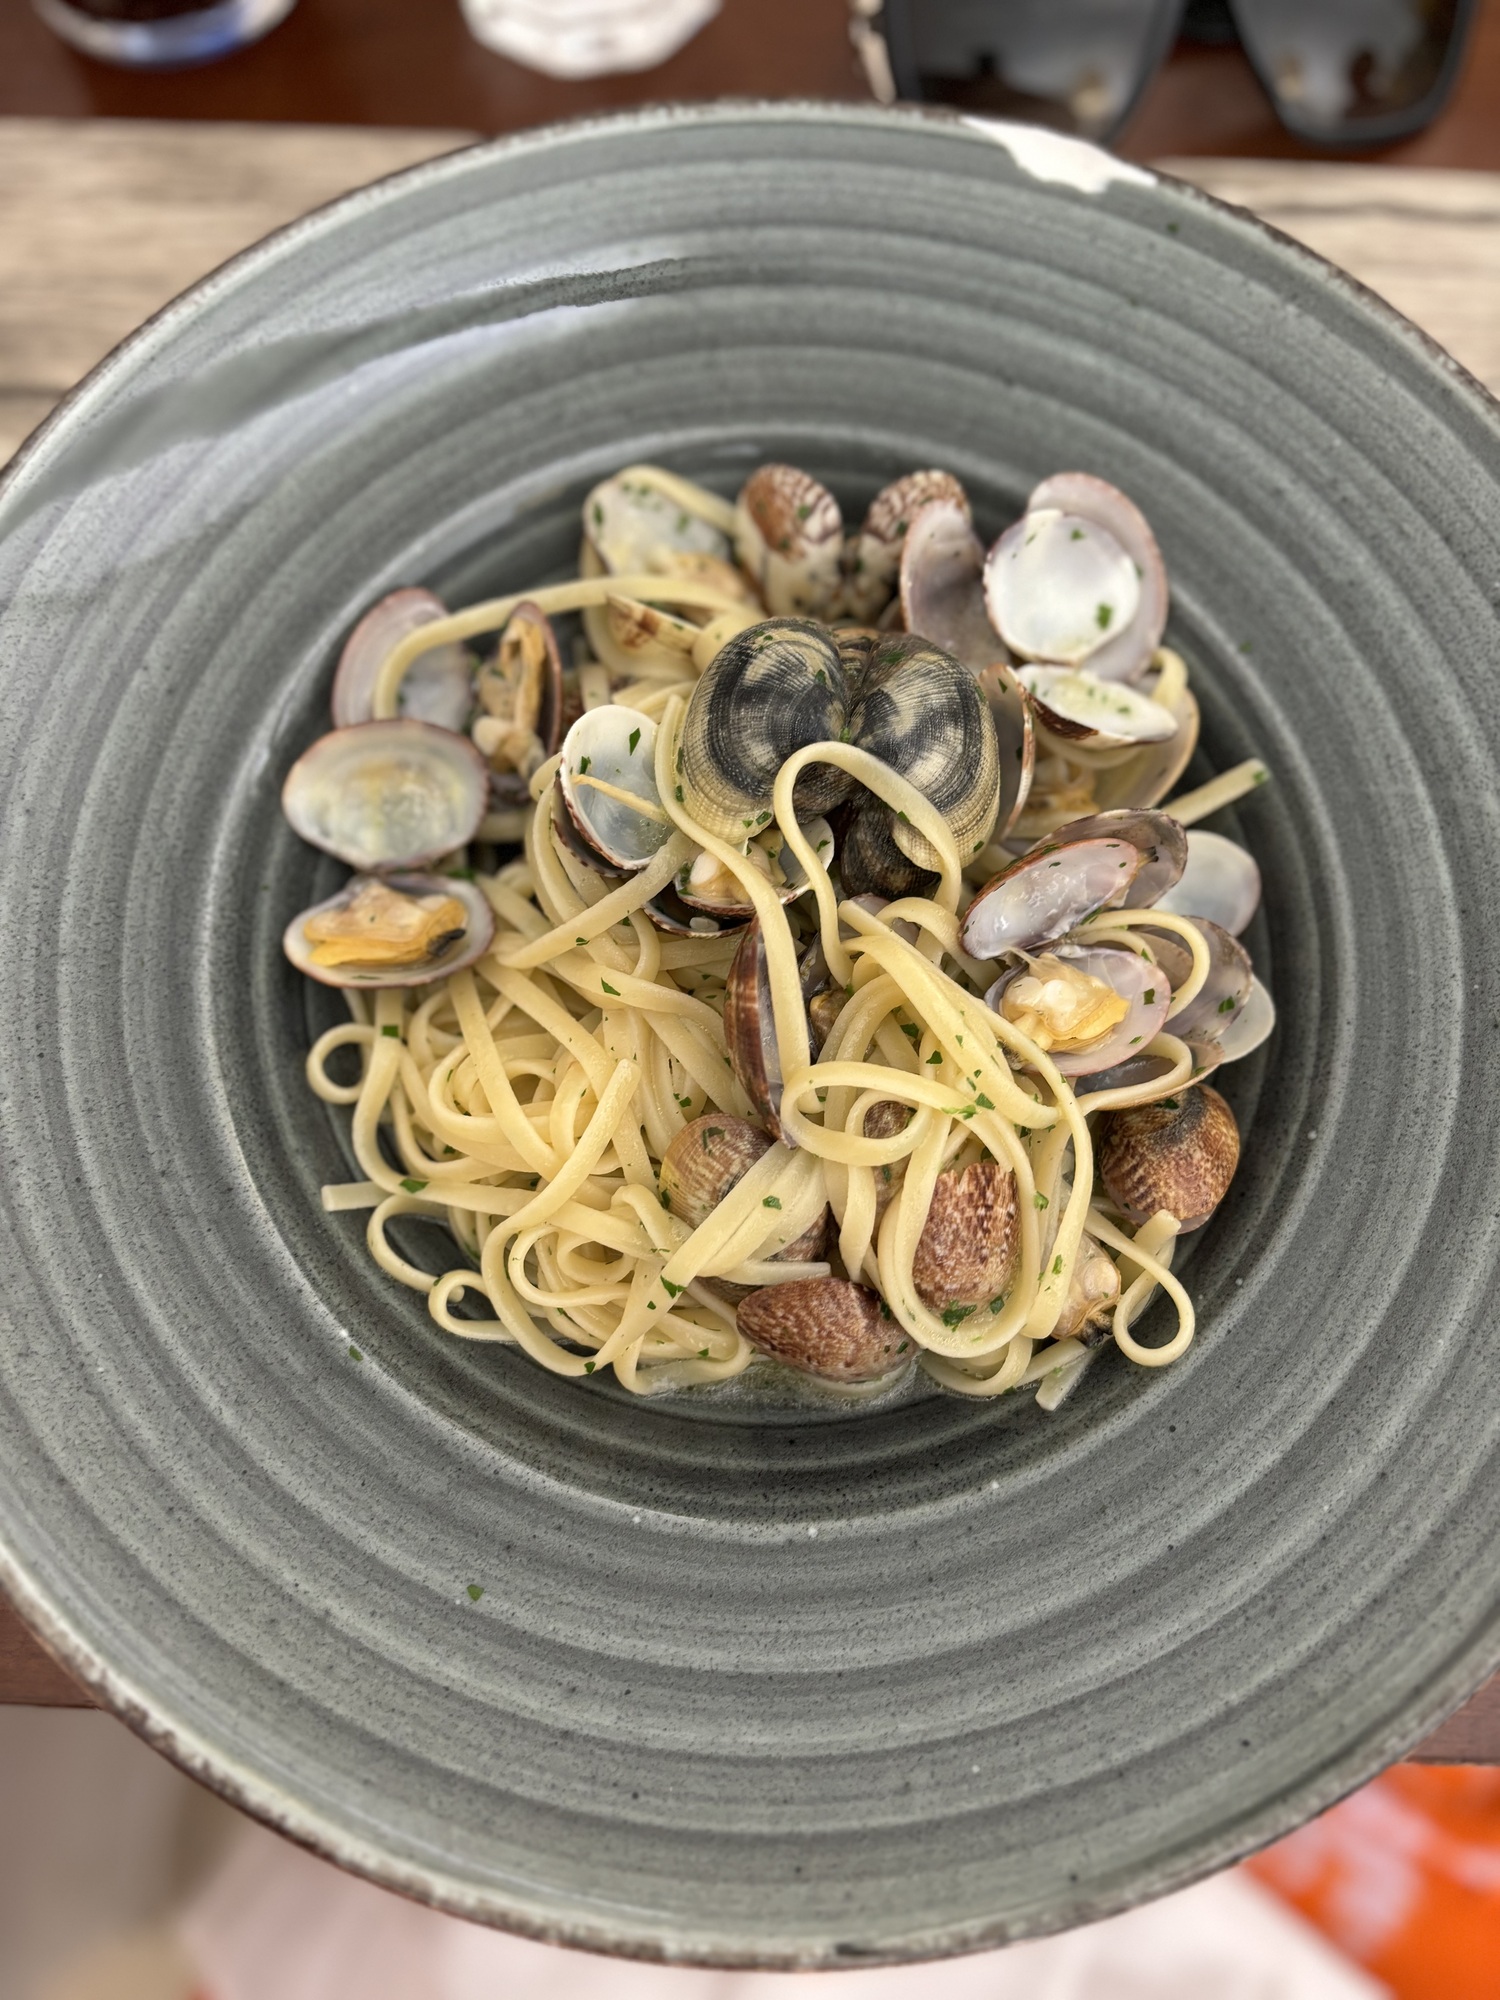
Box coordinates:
[734,464,844,619]
[679,619,853,840]
[912,1159,1019,1312]
[1097,1084,1240,1232]
[660,1114,772,1227]
[847,632,1000,872]
[737,1278,908,1382]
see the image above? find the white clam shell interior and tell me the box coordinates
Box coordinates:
[282,719,489,872]
[962,835,1141,959]
[559,704,670,870]
[585,473,730,575]
[1018,665,1178,747]
[984,508,1140,667]
[1152,829,1263,936]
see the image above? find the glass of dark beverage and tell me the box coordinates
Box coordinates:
[32,0,297,68]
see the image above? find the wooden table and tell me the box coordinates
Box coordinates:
[5,0,1500,171]
[0,119,1496,1764]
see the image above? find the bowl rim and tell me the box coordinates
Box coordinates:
[3,99,1500,1967]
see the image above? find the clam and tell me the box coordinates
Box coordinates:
[1054,1232,1121,1343]
[659,1115,828,1301]
[898,496,1006,672]
[283,872,494,989]
[1152,830,1262,936]
[282,720,489,872]
[604,594,700,658]
[1097,1084,1240,1232]
[734,464,845,619]
[985,474,1168,683]
[1089,687,1200,818]
[1073,1036,1224,1098]
[557,704,671,873]
[1044,808,1188,908]
[988,943,1171,1075]
[844,470,970,623]
[679,620,853,841]
[583,470,732,577]
[839,799,938,900]
[723,922,787,1138]
[962,834,1144,960]
[737,1277,908,1382]
[846,633,1000,872]
[1017,665,1178,750]
[1216,975,1276,1062]
[472,601,563,802]
[675,816,834,919]
[330,587,474,733]
[1137,918,1253,1042]
[641,881,748,939]
[977,662,1036,839]
[911,1160,1019,1313]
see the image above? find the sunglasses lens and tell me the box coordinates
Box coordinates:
[881,0,1181,142]
[1232,0,1468,137]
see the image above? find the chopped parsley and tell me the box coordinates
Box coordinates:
[763,1195,782,1210]
[400,1177,428,1194]
[1218,995,1237,1013]
[1033,1191,1049,1210]
[381,1024,401,1038]
[1052,1255,1064,1276]
[1095,602,1114,630]
[628,728,641,754]
[926,1050,942,1065]
[662,1278,685,1297]
[348,1344,363,1361]
[976,1093,995,1110]
[601,980,620,996]
[941,1304,975,1327]
[467,1584,485,1602]
[1144,988,1156,1004]
[579,754,591,774]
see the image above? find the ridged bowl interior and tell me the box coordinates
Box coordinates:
[0,106,1497,1966]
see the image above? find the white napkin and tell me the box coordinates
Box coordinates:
[457,0,721,79]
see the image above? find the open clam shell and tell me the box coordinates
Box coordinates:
[734,464,844,619]
[985,506,1141,673]
[1018,665,1178,750]
[1138,918,1253,1042]
[557,704,671,873]
[680,619,853,841]
[1073,1036,1224,1098]
[282,719,489,873]
[1090,688,1200,817]
[1040,808,1188,908]
[675,818,835,919]
[473,601,563,802]
[962,833,1144,960]
[845,470,970,624]
[724,921,788,1140]
[847,632,1000,872]
[583,470,732,576]
[1024,473,1169,683]
[1216,973,1276,1062]
[1152,829,1263,936]
[283,871,494,990]
[987,943,1172,1076]
[330,588,473,733]
[896,497,1005,672]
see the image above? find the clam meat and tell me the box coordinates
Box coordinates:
[472,600,563,799]
[284,872,494,989]
[989,942,1171,1075]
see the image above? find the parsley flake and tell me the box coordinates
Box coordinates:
[381,1024,400,1038]
[1095,602,1114,631]
[1033,1191,1049,1210]
[400,1177,428,1194]
[467,1584,485,1602]
[601,980,620,996]
[763,1195,782,1210]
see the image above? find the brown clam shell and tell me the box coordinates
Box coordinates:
[737,1277,908,1382]
[912,1160,1020,1312]
[660,1115,771,1228]
[723,922,786,1139]
[1097,1084,1240,1232]
[839,800,939,900]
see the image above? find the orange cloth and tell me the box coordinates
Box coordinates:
[1248,1769,1500,2000]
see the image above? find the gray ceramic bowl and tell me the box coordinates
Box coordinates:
[1,104,1498,1967]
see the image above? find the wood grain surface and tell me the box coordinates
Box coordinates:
[4,0,1500,171]
[0,118,1494,1762]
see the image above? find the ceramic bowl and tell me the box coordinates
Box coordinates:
[1,105,1498,1966]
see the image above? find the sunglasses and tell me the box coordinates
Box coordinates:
[849,0,1478,147]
